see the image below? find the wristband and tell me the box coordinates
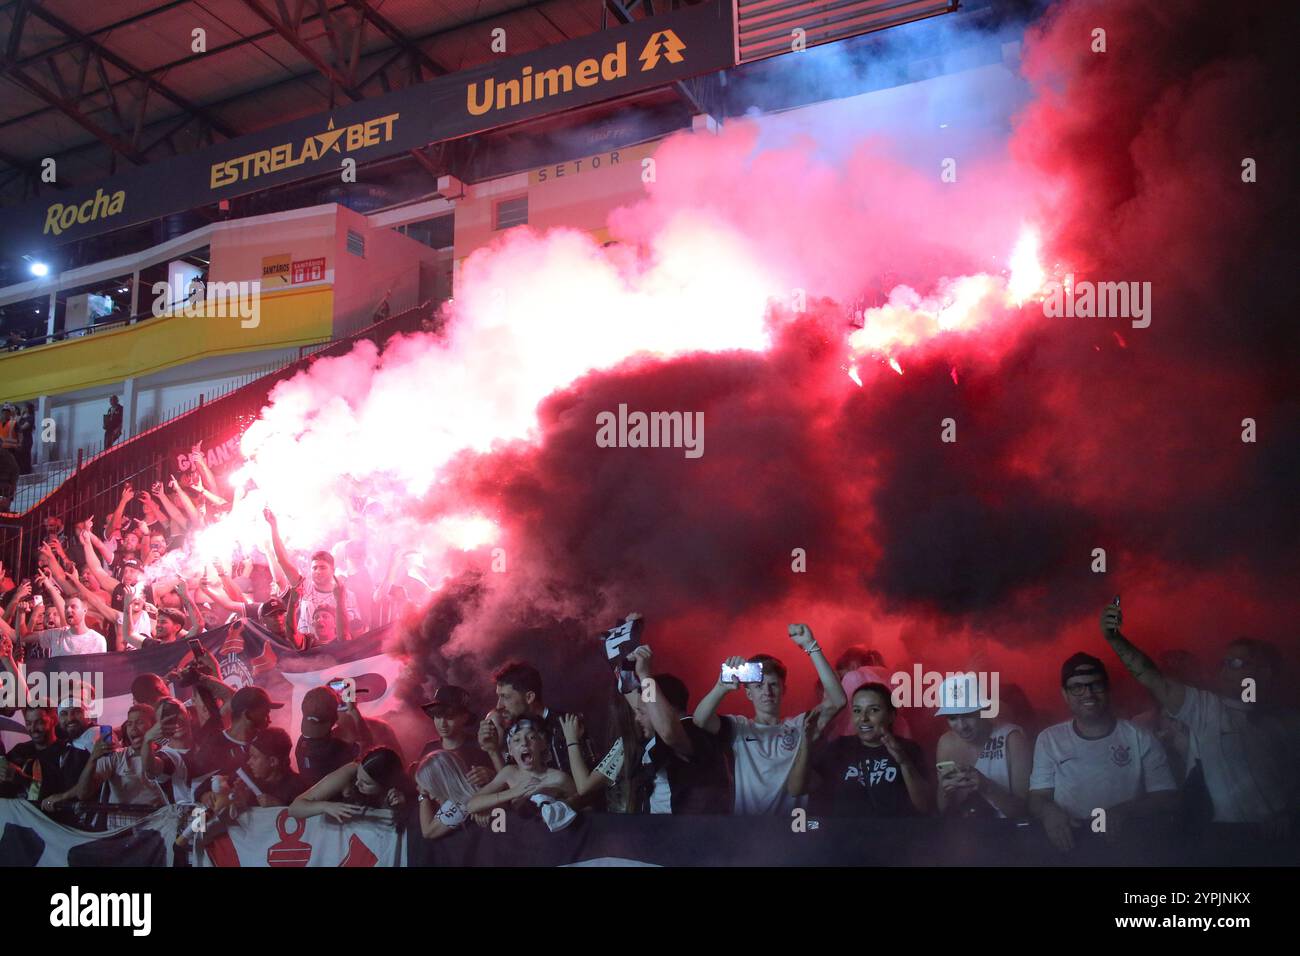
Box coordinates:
[804,642,822,655]
[435,800,469,829]
[566,741,581,748]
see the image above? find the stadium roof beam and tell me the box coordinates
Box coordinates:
[1,63,149,165]
[602,0,656,28]
[0,144,69,200]
[8,1,193,65]
[0,3,365,133]
[19,1,240,141]
[344,0,453,80]
[5,0,29,62]
[238,0,366,103]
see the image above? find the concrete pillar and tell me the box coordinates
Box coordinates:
[121,376,137,441]
[34,394,49,467]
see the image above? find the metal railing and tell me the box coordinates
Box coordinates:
[7,359,301,515]
[0,303,432,576]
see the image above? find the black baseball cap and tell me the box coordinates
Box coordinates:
[1061,652,1108,687]
[230,686,284,718]
[421,685,472,718]
[120,558,141,570]
[258,597,287,618]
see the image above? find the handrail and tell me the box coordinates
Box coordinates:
[0,302,433,576]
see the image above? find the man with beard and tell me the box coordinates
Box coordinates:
[1029,653,1178,852]
[1100,602,1299,835]
[2,706,92,821]
[0,707,59,801]
[483,660,594,775]
[18,594,107,657]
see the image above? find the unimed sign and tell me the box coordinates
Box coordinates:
[3,2,734,256]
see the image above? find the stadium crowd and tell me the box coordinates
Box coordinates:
[0,438,1296,859]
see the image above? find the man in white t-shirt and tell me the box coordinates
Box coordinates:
[693,624,847,816]
[72,703,168,829]
[1029,652,1177,852]
[1100,602,1299,833]
[20,596,107,657]
[264,509,361,645]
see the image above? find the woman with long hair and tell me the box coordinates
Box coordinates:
[561,687,642,811]
[413,750,492,840]
[289,746,414,824]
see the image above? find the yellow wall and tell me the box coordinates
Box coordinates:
[0,285,333,404]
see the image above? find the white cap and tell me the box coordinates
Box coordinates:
[532,794,578,832]
[935,673,989,716]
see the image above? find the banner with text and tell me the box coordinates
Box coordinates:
[2,2,733,256]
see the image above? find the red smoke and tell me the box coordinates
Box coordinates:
[230,0,1300,729]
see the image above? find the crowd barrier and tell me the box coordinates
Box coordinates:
[405,810,1300,867]
[3,797,1295,867]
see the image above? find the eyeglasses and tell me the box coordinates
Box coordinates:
[1065,680,1108,697]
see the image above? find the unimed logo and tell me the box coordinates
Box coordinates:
[466,30,686,117]
[50,886,151,936]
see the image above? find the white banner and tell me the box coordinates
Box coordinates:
[0,799,183,866]
[194,806,403,867]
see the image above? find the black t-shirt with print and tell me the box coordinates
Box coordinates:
[811,736,926,817]
[0,739,88,802]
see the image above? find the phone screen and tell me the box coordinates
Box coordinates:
[722,662,764,684]
[187,639,204,656]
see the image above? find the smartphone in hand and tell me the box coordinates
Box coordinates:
[722,661,764,684]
